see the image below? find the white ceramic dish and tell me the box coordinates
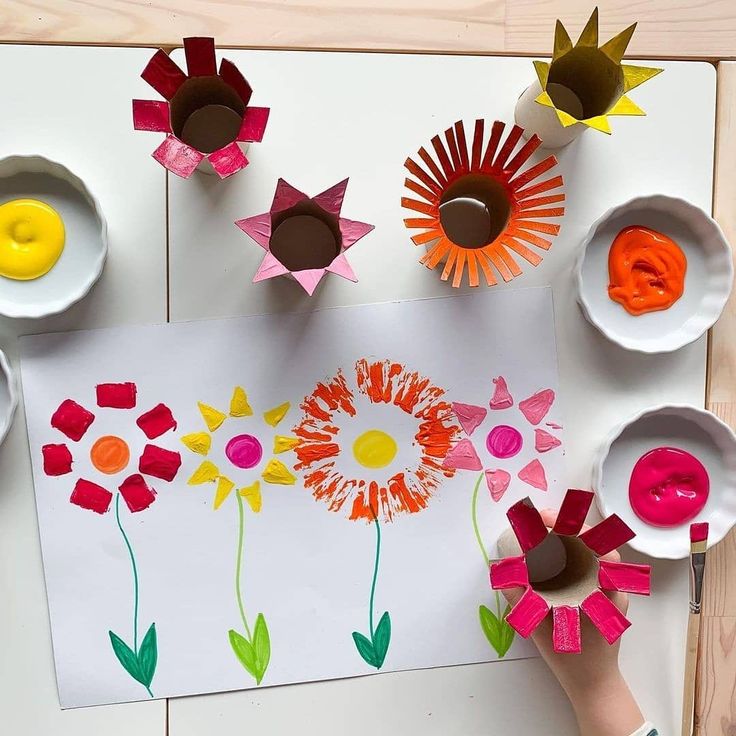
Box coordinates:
[593,404,736,559]
[0,155,108,318]
[0,347,18,445]
[575,195,733,353]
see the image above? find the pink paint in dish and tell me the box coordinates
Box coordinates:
[226,434,263,469]
[486,424,523,458]
[628,446,709,528]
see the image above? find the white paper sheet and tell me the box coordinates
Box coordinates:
[21,288,565,708]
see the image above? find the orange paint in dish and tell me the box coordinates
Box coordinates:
[607,226,687,316]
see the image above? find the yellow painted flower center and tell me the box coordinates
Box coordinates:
[353,429,398,469]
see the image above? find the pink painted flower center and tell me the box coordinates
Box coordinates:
[486,425,523,459]
[225,434,263,469]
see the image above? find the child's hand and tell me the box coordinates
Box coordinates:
[501,508,645,736]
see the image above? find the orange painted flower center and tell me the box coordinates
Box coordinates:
[90,435,130,474]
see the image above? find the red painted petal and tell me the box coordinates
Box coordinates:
[490,555,529,589]
[152,135,204,178]
[96,382,137,409]
[581,590,631,644]
[579,514,635,557]
[598,560,651,596]
[42,443,73,476]
[119,474,157,513]
[70,478,112,514]
[505,587,550,637]
[552,605,582,653]
[507,497,548,551]
[184,37,217,76]
[208,141,249,179]
[51,399,95,442]
[313,178,349,217]
[553,489,594,536]
[238,106,270,142]
[136,403,177,439]
[139,444,181,482]
[219,57,252,105]
[141,49,187,100]
[132,99,171,132]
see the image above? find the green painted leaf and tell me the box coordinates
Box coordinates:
[252,614,271,685]
[228,629,258,680]
[498,604,516,657]
[137,623,158,687]
[479,604,515,658]
[109,630,145,684]
[372,611,392,669]
[352,631,377,667]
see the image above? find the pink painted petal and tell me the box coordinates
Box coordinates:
[451,402,487,436]
[507,497,548,551]
[118,474,157,513]
[292,269,326,296]
[152,135,204,178]
[598,560,651,596]
[442,438,482,471]
[272,178,309,213]
[518,458,547,491]
[553,488,593,536]
[581,590,631,644]
[326,253,357,282]
[339,218,375,250]
[535,428,561,453]
[132,99,171,132]
[489,376,514,410]
[208,142,249,179]
[506,587,550,637]
[218,57,253,105]
[235,212,272,249]
[313,178,348,217]
[253,252,290,282]
[579,514,635,557]
[141,49,187,100]
[490,555,528,589]
[238,107,270,142]
[552,605,582,654]
[485,468,511,502]
[519,388,555,425]
[184,37,217,76]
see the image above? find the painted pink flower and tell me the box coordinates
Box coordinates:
[491,490,651,652]
[43,382,181,514]
[443,375,562,501]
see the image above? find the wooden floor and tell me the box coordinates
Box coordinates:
[2,0,735,731]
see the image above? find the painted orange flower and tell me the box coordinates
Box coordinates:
[293,359,460,523]
[402,120,565,287]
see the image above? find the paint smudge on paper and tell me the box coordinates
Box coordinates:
[51,399,95,442]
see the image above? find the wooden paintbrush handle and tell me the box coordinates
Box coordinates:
[681,612,701,736]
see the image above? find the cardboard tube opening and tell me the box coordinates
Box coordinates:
[548,48,624,119]
[439,175,511,249]
[170,76,245,153]
[270,202,341,272]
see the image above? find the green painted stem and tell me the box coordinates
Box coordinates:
[368,509,381,640]
[235,493,252,641]
[470,472,490,569]
[115,493,140,653]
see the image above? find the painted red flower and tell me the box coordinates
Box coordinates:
[43,382,181,514]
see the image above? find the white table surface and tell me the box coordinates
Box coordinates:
[0,45,716,735]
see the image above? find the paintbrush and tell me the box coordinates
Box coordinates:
[680,522,708,736]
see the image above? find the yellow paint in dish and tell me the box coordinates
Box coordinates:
[0,198,65,280]
[353,429,398,469]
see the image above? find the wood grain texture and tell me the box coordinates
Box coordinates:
[695,617,736,735]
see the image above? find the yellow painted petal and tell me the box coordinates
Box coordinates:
[273,435,301,454]
[583,114,612,134]
[600,22,636,63]
[198,401,227,432]
[181,432,211,455]
[214,476,235,510]
[230,386,253,417]
[552,20,572,61]
[261,458,296,485]
[622,64,663,93]
[533,60,550,88]
[608,95,645,117]
[239,480,262,513]
[188,460,220,485]
[576,7,599,47]
[263,401,290,428]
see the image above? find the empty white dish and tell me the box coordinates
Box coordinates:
[593,404,736,559]
[576,195,733,353]
[0,155,108,318]
[0,347,17,445]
